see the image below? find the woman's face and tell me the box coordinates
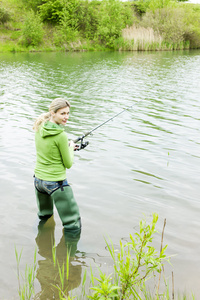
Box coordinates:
[51,106,70,125]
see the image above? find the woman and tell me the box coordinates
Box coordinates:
[33,98,81,236]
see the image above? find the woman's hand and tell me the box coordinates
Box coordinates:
[69,140,79,151]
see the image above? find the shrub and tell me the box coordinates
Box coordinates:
[76,0,100,40]
[87,213,169,299]
[22,0,134,48]
[52,0,82,47]
[45,0,134,49]
[22,0,44,12]
[53,26,79,47]
[148,0,177,12]
[39,0,64,24]
[94,0,134,48]
[0,6,11,24]
[140,5,200,47]
[21,10,44,47]
[59,0,81,31]
[39,0,84,29]
[134,0,177,15]
[184,27,200,49]
[134,0,151,16]
[141,8,185,44]
[182,5,200,48]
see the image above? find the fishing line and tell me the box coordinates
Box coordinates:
[74,99,143,150]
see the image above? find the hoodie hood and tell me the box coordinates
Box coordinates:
[40,121,64,137]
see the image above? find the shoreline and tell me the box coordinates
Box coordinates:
[0,0,200,53]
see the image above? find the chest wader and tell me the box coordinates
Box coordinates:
[52,185,81,235]
[35,184,81,235]
[35,189,54,221]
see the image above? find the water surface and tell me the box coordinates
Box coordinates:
[0,50,200,299]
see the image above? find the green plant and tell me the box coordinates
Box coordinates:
[88,213,169,299]
[141,7,185,44]
[39,0,64,24]
[15,247,37,300]
[14,215,197,299]
[54,0,80,44]
[148,0,177,12]
[22,0,44,12]
[53,248,72,299]
[77,0,99,40]
[21,10,44,47]
[134,0,177,16]
[134,0,151,16]
[182,5,200,48]
[47,214,170,299]
[0,6,11,24]
[88,271,120,299]
[94,0,133,48]
[61,0,80,30]
[52,241,57,267]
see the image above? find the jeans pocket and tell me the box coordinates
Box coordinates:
[43,181,59,194]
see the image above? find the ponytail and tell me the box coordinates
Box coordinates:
[33,112,51,131]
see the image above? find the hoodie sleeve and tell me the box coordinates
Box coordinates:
[57,132,74,169]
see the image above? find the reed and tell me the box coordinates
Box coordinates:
[123,25,163,44]
[121,25,162,51]
[121,25,190,51]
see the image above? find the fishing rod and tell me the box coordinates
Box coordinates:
[74,101,140,151]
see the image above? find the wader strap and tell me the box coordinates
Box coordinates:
[58,181,64,191]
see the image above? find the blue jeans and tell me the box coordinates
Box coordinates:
[34,177,69,195]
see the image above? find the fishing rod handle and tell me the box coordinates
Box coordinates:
[73,131,90,143]
[73,135,84,143]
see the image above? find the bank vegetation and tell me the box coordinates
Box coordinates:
[0,0,200,52]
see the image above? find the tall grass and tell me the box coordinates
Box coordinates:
[122,25,163,50]
[120,25,190,51]
[15,247,37,300]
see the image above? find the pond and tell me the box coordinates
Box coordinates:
[0,50,200,299]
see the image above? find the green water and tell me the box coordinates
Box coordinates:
[0,50,200,299]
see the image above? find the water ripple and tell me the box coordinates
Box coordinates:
[1,51,200,298]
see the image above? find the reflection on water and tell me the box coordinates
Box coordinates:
[35,217,82,299]
[0,50,200,299]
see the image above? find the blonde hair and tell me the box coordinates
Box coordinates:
[33,98,70,131]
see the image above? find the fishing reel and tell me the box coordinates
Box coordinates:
[75,137,89,151]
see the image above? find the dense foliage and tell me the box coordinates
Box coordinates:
[0,0,200,51]
[0,6,11,24]
[37,0,134,48]
[21,10,44,47]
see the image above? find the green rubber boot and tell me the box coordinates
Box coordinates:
[35,189,54,220]
[52,185,81,233]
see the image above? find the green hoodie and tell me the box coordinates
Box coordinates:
[34,121,74,181]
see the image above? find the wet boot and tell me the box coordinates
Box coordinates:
[52,185,81,234]
[64,229,81,257]
[35,188,53,221]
